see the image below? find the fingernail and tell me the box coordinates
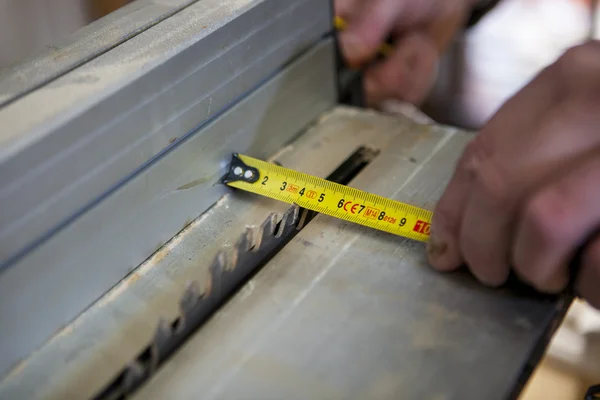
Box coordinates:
[426,230,448,263]
[426,219,458,271]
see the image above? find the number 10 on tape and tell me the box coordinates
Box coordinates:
[222,154,433,243]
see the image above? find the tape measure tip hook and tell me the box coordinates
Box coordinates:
[222,153,260,185]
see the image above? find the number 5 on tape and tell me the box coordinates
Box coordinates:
[222,154,433,243]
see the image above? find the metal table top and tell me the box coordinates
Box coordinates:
[131,108,570,400]
[0,107,569,399]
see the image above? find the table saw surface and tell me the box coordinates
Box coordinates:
[0,107,569,400]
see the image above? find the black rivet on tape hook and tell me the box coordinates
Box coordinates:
[221,153,260,184]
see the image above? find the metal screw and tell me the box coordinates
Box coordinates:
[244,170,254,179]
[233,167,244,176]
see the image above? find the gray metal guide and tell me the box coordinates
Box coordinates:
[0,36,337,379]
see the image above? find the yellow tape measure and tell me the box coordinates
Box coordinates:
[223,154,432,243]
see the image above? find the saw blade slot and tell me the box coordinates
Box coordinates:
[92,146,380,400]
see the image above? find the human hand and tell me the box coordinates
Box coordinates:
[427,42,600,309]
[335,0,475,106]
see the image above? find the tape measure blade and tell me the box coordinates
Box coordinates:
[226,154,432,243]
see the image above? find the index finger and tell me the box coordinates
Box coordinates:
[338,0,407,66]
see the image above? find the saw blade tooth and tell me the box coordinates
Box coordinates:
[230,227,254,268]
[254,213,278,250]
[228,247,239,272]
[296,208,312,230]
[238,227,255,252]
[150,318,173,368]
[154,318,173,344]
[276,205,300,237]
[122,361,145,393]
[180,281,202,320]
[207,250,226,298]
[285,204,301,225]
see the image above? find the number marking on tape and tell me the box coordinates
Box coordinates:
[223,154,433,242]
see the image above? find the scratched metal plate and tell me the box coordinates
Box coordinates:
[0,107,415,399]
[132,110,570,400]
[0,107,570,399]
[0,0,330,270]
[0,1,334,377]
[0,0,193,103]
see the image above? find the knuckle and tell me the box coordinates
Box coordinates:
[523,192,572,250]
[473,163,511,207]
[457,137,482,170]
[457,136,491,175]
[457,138,480,172]
[458,138,511,206]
